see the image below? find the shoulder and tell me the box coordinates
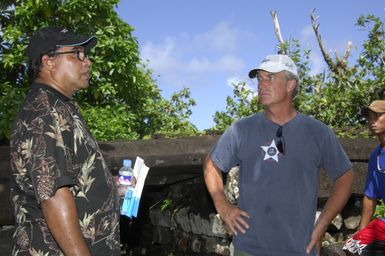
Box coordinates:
[297,113,332,134]
[218,113,264,142]
[26,85,58,106]
[233,112,265,129]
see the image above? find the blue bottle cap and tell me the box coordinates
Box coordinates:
[123,159,132,167]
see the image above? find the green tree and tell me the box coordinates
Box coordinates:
[213,14,384,138]
[296,14,385,137]
[0,0,197,144]
[212,81,261,131]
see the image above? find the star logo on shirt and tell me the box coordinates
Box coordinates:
[261,140,280,162]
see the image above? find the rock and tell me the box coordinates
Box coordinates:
[344,215,361,230]
[320,243,346,256]
[324,232,337,244]
[211,213,231,238]
[224,166,239,204]
[331,214,343,230]
[205,237,231,255]
[152,226,173,244]
[149,206,172,227]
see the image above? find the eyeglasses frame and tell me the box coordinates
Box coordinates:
[48,49,88,62]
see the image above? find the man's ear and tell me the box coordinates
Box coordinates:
[41,55,55,70]
[286,79,296,93]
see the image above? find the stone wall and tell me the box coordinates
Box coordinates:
[0,136,378,255]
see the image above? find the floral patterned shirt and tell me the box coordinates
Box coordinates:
[10,83,120,256]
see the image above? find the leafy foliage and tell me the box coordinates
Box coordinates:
[213,15,384,138]
[0,0,197,144]
[161,199,173,212]
[212,81,261,131]
[374,199,385,218]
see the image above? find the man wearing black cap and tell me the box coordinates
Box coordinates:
[204,54,354,255]
[10,27,120,255]
[344,100,385,255]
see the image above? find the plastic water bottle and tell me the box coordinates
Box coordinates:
[118,159,133,186]
[118,159,134,214]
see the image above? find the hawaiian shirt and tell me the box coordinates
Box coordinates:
[10,83,120,255]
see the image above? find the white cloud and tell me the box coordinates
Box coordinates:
[227,76,255,90]
[309,51,325,75]
[141,37,179,71]
[192,21,240,53]
[187,55,244,73]
[139,22,246,89]
[227,76,242,88]
[300,24,314,45]
[227,76,256,101]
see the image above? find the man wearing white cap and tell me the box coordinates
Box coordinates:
[10,27,120,255]
[204,54,354,255]
[344,100,385,255]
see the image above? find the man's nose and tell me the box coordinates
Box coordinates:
[258,79,270,88]
[83,57,92,67]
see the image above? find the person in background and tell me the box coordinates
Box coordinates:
[344,100,385,256]
[204,54,354,256]
[10,27,120,255]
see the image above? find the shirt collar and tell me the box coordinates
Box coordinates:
[31,82,71,102]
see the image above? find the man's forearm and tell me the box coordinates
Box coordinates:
[203,155,228,213]
[316,170,354,229]
[41,186,91,256]
[359,196,377,229]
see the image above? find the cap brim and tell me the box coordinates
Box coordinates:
[360,107,385,118]
[248,67,286,78]
[57,36,97,51]
[248,69,258,78]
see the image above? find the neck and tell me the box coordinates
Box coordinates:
[35,77,74,98]
[265,104,297,125]
[378,135,385,148]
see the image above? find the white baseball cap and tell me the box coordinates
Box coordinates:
[248,54,298,78]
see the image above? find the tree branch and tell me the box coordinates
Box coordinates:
[310,9,337,74]
[270,10,286,54]
[343,41,353,63]
[311,9,352,76]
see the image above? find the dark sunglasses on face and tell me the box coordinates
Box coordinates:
[276,126,285,154]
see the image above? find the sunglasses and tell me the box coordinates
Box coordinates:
[377,147,385,173]
[276,126,285,154]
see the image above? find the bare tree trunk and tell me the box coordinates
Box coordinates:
[311,9,352,76]
[270,11,286,55]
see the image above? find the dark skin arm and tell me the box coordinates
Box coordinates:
[359,196,377,230]
[41,186,91,256]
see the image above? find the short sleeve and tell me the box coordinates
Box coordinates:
[320,128,353,180]
[210,124,240,173]
[26,106,75,203]
[364,147,381,199]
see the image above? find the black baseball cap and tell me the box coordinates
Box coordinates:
[27,27,97,61]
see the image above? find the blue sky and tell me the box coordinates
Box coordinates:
[116,1,384,131]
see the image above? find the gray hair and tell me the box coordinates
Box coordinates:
[285,71,300,98]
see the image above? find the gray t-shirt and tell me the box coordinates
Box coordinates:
[211,112,352,256]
